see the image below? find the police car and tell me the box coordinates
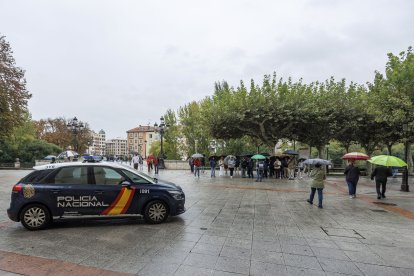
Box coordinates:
[7,161,185,230]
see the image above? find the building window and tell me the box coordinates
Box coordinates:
[149,134,152,139]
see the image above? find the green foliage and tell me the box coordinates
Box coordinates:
[0,35,32,141]
[0,116,62,163]
[18,140,62,163]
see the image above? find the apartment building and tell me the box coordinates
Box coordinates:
[89,129,106,155]
[105,138,127,157]
[126,125,160,157]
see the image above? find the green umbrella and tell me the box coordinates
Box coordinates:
[251,154,266,160]
[368,155,407,167]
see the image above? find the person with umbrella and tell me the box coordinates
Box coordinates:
[219,156,225,176]
[188,157,194,173]
[194,158,201,178]
[371,165,392,199]
[307,162,326,208]
[274,157,282,179]
[247,157,254,178]
[344,160,361,198]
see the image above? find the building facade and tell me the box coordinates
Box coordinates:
[105,138,127,157]
[89,129,106,156]
[126,125,160,158]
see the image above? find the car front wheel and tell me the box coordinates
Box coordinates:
[144,200,169,224]
[20,204,51,230]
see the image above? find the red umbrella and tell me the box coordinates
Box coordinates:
[342,152,369,160]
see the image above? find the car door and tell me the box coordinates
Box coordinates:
[48,166,97,216]
[120,169,154,214]
[92,166,136,216]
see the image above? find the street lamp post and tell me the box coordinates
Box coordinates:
[144,140,147,158]
[66,117,84,153]
[326,143,330,174]
[401,124,410,192]
[154,116,169,169]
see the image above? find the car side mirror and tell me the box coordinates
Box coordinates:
[154,178,158,184]
[121,181,131,188]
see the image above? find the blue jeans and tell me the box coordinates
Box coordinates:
[194,167,200,177]
[309,188,323,207]
[211,167,215,177]
[347,181,357,195]
[256,170,263,181]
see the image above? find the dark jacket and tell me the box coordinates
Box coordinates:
[344,165,360,184]
[371,166,392,182]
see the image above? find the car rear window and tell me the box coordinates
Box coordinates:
[20,169,54,184]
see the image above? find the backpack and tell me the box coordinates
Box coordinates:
[258,161,264,171]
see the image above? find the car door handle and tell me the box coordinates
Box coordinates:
[51,189,60,194]
[94,190,104,194]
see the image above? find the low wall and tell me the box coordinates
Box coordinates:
[164,160,188,170]
[35,160,51,166]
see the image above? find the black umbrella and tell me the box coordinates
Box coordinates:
[283,150,299,155]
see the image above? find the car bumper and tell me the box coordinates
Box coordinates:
[170,199,186,216]
[7,208,19,222]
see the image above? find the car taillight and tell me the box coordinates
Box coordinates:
[12,184,23,193]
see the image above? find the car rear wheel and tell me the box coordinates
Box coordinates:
[144,200,169,224]
[20,204,51,230]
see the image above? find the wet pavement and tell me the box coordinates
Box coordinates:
[0,167,414,275]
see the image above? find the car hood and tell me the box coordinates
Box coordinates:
[156,179,181,190]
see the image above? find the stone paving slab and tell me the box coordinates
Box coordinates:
[1,168,414,275]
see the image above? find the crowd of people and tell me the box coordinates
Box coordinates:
[188,156,307,181]
[187,156,394,209]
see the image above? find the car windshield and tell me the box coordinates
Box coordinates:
[117,164,156,184]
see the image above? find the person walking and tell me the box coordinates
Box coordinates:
[219,157,225,176]
[281,157,288,178]
[132,154,140,170]
[344,160,360,198]
[146,157,152,173]
[194,158,201,178]
[247,158,254,178]
[256,160,264,182]
[287,157,297,180]
[189,158,194,173]
[297,160,305,179]
[154,156,159,174]
[228,158,236,179]
[307,163,326,208]
[371,165,392,199]
[241,157,248,178]
[209,158,216,178]
[274,158,282,179]
[139,155,144,171]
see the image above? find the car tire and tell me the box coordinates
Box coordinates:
[20,204,51,230]
[144,200,169,224]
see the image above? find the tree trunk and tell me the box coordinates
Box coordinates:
[408,142,413,175]
[365,149,374,176]
[317,146,326,159]
[387,144,392,155]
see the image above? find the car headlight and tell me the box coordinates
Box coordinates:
[168,190,185,200]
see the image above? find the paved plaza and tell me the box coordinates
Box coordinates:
[1,168,414,276]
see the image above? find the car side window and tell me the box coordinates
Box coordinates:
[53,167,88,184]
[122,170,151,184]
[94,167,125,185]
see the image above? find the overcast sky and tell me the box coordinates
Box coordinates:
[1,0,413,139]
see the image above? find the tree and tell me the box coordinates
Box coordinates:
[0,35,31,140]
[34,117,92,153]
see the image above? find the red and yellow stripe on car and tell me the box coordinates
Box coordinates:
[101,187,135,215]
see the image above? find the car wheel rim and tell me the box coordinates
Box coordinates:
[148,203,166,222]
[24,207,46,228]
